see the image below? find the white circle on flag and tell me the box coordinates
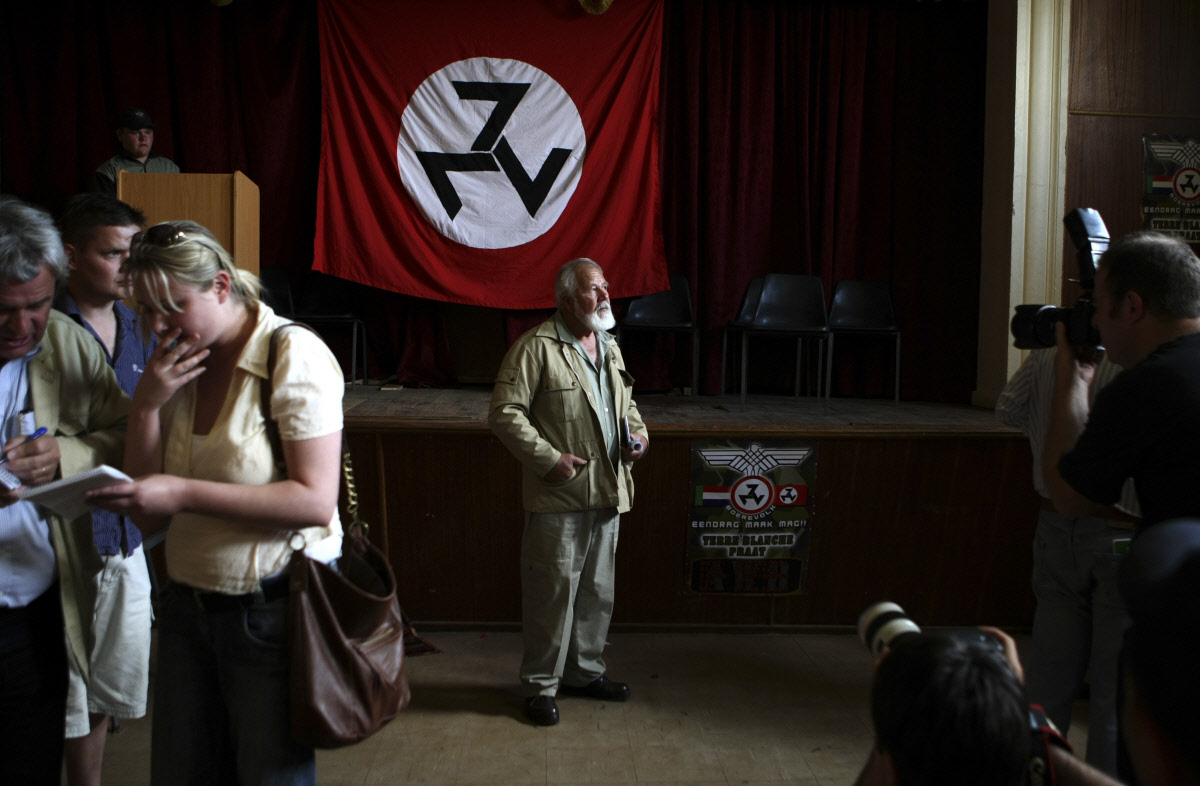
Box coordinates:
[397,57,586,249]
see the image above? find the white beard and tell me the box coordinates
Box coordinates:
[584,304,616,333]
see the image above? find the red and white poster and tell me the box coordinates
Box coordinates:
[314,0,667,308]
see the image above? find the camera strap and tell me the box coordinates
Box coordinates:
[1026,704,1072,786]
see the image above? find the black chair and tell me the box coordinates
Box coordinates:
[615,273,700,395]
[260,268,367,385]
[825,279,901,401]
[737,274,829,404]
[720,277,764,395]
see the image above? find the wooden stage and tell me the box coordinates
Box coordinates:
[342,386,1039,631]
[344,385,1016,438]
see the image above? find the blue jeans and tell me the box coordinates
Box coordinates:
[151,582,315,786]
[1027,509,1130,777]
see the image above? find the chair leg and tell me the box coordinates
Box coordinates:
[794,339,802,397]
[740,332,749,405]
[720,330,728,395]
[815,338,825,398]
[825,334,834,399]
[691,328,701,396]
[894,333,901,402]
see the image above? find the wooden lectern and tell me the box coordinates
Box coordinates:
[117,171,260,275]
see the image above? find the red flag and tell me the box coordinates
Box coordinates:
[314,0,667,309]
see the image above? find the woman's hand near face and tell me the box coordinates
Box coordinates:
[133,329,210,412]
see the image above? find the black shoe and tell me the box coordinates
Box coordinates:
[525,695,560,726]
[559,675,631,702]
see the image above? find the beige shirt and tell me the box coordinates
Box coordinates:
[162,304,344,594]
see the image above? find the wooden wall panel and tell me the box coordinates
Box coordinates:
[349,428,1040,630]
[1070,0,1200,115]
[1067,114,1200,240]
[1063,0,1200,299]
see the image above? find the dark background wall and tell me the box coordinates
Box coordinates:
[1,0,989,401]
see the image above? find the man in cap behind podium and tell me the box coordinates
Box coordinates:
[93,107,180,196]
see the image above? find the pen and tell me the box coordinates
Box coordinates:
[0,426,48,465]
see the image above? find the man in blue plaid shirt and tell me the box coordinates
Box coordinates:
[54,194,156,786]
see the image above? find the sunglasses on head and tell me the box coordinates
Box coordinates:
[135,224,190,249]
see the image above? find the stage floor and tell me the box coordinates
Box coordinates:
[344,385,1017,438]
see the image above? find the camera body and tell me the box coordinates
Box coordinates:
[1010,208,1110,349]
[857,601,1001,658]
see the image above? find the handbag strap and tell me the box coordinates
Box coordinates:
[261,323,365,537]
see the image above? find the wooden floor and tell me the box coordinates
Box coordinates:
[344,385,1013,437]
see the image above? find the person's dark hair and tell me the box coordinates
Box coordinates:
[0,195,69,285]
[56,193,146,250]
[871,633,1029,786]
[1099,231,1200,320]
[1120,520,1200,782]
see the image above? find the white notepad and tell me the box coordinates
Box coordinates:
[18,464,133,520]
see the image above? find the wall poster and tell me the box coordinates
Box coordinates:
[687,440,816,595]
[1143,135,1200,244]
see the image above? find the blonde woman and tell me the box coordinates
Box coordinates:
[91,221,343,785]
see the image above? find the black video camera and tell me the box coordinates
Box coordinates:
[1010,208,1110,349]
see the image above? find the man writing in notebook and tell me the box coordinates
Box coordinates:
[0,196,129,785]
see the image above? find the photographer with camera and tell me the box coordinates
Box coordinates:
[853,629,1031,786]
[1044,231,1200,531]
[853,605,1126,786]
[997,347,1137,777]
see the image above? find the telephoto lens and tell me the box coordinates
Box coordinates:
[857,601,921,657]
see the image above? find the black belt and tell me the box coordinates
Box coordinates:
[189,571,291,613]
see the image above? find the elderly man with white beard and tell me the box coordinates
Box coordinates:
[489,257,649,727]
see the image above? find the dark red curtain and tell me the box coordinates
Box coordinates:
[645,0,987,400]
[1,0,986,402]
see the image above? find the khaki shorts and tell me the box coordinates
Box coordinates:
[65,546,153,738]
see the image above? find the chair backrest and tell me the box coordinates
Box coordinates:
[731,277,765,326]
[752,274,827,329]
[829,279,898,330]
[622,273,694,327]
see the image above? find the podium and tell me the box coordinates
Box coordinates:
[117,171,260,275]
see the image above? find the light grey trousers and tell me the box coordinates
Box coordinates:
[519,508,620,697]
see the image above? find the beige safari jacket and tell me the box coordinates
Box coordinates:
[489,316,647,514]
[35,312,130,680]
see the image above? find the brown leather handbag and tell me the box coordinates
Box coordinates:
[286,485,411,748]
[263,326,411,748]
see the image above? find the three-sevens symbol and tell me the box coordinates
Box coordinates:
[415,82,572,220]
[397,58,586,250]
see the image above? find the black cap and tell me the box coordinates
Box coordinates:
[114,107,155,130]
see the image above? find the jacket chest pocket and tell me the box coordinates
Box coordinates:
[55,404,91,439]
[536,373,586,423]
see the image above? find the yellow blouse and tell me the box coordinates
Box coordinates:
[162,304,344,594]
